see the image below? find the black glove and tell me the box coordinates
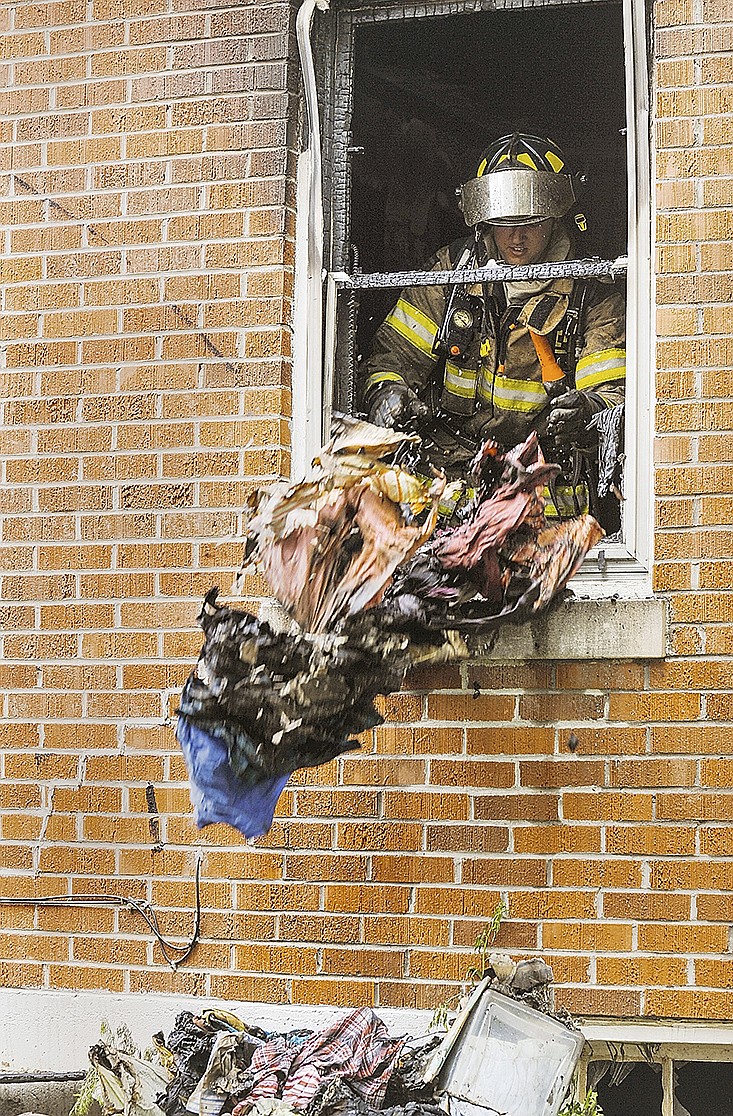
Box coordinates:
[367,382,429,429]
[546,389,597,445]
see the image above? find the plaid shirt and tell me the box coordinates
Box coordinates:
[231,1008,405,1115]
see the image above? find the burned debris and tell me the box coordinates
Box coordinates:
[76,968,586,1116]
[176,418,603,840]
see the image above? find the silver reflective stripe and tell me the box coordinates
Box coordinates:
[444,362,478,400]
[575,347,626,391]
[491,374,547,413]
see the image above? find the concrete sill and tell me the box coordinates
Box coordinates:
[466,596,667,661]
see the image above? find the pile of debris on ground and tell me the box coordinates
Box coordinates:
[73,959,584,1116]
[176,419,603,841]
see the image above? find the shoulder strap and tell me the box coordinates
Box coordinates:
[554,278,592,384]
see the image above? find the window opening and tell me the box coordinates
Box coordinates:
[588,1058,733,1116]
[319,0,651,587]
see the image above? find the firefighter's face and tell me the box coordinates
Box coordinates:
[488,218,554,265]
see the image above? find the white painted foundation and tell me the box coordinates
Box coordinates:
[0,988,434,1074]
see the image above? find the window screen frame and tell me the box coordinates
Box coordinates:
[313,0,654,594]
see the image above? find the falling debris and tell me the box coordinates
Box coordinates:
[379,431,604,633]
[176,591,414,838]
[241,420,445,634]
[176,418,603,839]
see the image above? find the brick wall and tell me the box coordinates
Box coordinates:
[1,0,733,1024]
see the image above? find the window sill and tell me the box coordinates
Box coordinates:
[466,595,667,661]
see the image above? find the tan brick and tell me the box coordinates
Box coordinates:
[426,693,515,722]
[520,760,605,788]
[696,894,733,922]
[370,855,455,885]
[275,914,360,945]
[556,661,645,691]
[563,792,653,822]
[130,970,208,996]
[602,891,691,921]
[465,726,554,755]
[322,948,403,978]
[608,691,701,721]
[407,949,472,982]
[462,858,547,888]
[455,917,537,951]
[508,889,596,920]
[72,936,148,965]
[362,916,449,948]
[473,793,558,822]
[606,825,696,856]
[324,884,410,915]
[339,758,426,787]
[291,978,376,1007]
[608,758,697,788]
[234,944,318,976]
[428,760,514,789]
[697,828,733,856]
[514,825,601,854]
[336,822,422,853]
[542,922,633,952]
[639,923,729,953]
[552,859,641,889]
[520,693,604,722]
[381,790,469,820]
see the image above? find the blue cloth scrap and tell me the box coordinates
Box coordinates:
[176,716,289,840]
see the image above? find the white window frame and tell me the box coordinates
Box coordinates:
[298,0,654,599]
[577,1019,733,1115]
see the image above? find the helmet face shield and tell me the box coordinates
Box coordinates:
[459,168,576,227]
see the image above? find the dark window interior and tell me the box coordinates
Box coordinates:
[590,1059,733,1115]
[675,1061,733,1116]
[348,2,627,356]
[591,1061,663,1115]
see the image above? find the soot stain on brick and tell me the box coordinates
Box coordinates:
[145,782,163,848]
[566,732,581,753]
[13,173,241,379]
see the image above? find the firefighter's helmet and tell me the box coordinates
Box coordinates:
[459,132,577,228]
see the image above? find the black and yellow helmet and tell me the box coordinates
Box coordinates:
[477,133,570,177]
[460,132,577,228]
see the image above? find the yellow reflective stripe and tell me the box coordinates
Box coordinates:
[542,483,589,518]
[444,362,478,399]
[385,298,439,358]
[365,371,406,392]
[575,347,626,391]
[491,373,547,413]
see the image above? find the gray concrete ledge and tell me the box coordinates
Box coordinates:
[467,596,667,661]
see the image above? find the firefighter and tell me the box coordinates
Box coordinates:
[362,132,626,519]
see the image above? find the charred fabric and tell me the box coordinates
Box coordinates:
[82,1006,442,1116]
[81,958,562,1116]
[176,417,603,838]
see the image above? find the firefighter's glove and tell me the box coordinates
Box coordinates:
[367,383,429,429]
[546,389,596,445]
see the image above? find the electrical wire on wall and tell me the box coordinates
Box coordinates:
[0,855,202,971]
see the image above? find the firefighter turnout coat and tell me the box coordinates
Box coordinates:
[363,236,626,491]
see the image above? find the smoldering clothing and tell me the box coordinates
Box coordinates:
[230,1008,405,1116]
[152,1008,441,1116]
[363,225,626,475]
